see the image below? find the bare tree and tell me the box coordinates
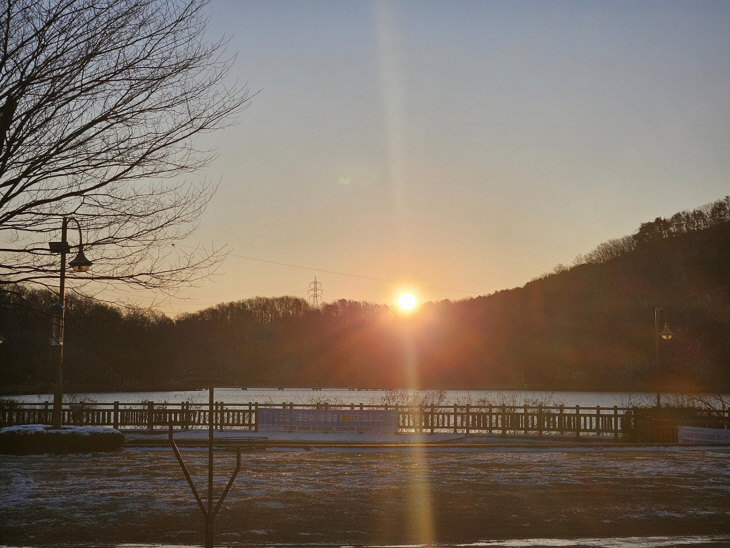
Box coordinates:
[583,236,637,265]
[0,0,251,299]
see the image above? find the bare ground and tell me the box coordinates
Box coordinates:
[1,446,729,547]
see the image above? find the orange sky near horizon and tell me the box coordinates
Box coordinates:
[83,1,730,317]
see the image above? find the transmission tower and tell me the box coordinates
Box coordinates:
[308,276,322,308]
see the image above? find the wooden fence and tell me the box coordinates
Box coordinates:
[403,403,627,438]
[3,401,727,441]
[0,401,638,439]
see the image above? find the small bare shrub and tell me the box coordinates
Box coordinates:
[454,391,565,409]
[377,389,447,407]
[306,394,346,409]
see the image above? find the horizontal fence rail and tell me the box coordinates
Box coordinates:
[2,401,728,441]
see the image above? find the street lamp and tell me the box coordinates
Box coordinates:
[49,217,92,428]
[654,307,674,407]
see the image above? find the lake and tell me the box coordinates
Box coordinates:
[11,388,669,408]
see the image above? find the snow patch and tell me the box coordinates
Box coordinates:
[0,424,121,436]
[462,535,730,547]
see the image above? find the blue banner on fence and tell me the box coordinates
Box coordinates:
[258,408,398,434]
[678,426,730,444]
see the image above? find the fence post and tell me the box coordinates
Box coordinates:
[146,401,154,430]
[350,403,354,411]
[44,402,50,425]
[360,403,364,411]
[254,402,259,432]
[559,405,564,435]
[113,401,119,429]
[575,405,581,439]
[613,406,619,440]
[466,404,470,436]
[395,404,400,432]
[219,402,224,432]
[538,405,543,437]
[523,404,528,435]
[453,404,458,433]
[430,404,435,435]
[502,405,507,436]
[596,406,601,436]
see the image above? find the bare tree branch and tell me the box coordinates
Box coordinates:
[0,0,251,296]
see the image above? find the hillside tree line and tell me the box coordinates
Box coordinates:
[1,197,729,392]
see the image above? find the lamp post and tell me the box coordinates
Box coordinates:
[654,307,674,407]
[49,217,92,428]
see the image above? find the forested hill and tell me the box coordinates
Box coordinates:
[1,197,729,392]
[478,198,730,391]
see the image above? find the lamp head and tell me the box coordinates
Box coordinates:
[659,325,674,340]
[49,241,71,253]
[69,249,92,272]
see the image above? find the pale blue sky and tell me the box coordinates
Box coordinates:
[128,1,730,314]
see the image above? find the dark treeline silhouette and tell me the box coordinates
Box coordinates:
[1,197,729,392]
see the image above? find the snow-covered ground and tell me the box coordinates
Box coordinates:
[128,428,467,445]
[1,446,729,547]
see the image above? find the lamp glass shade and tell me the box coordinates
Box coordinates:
[659,325,674,340]
[69,250,92,272]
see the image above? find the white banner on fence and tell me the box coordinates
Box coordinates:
[678,426,730,444]
[258,408,398,434]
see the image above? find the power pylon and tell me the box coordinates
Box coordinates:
[308,276,322,308]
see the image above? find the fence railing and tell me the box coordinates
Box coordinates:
[400,403,629,438]
[0,401,643,439]
[3,401,728,441]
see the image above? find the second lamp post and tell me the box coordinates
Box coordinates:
[654,307,674,407]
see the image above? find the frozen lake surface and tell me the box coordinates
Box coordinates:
[12,388,670,408]
[1,446,729,547]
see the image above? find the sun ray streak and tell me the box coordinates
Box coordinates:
[375,1,409,269]
[402,333,435,544]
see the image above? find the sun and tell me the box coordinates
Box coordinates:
[398,293,417,310]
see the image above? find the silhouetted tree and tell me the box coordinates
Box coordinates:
[0,0,250,296]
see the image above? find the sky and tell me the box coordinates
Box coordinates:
[116,0,730,315]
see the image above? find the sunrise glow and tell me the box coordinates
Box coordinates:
[398,293,417,310]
